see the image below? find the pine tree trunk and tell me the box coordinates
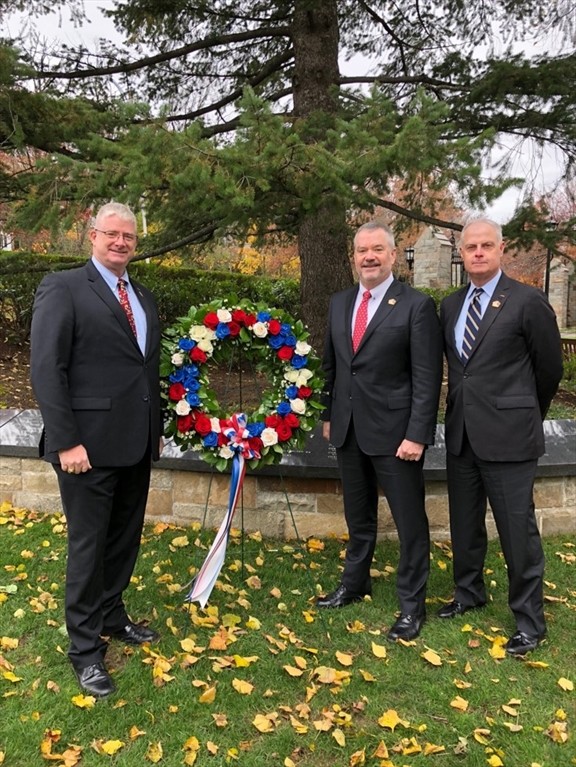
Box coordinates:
[292,0,353,354]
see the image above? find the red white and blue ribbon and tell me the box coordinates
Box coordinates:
[186,450,247,607]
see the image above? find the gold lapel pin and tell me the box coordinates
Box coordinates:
[388,298,397,305]
[491,300,501,308]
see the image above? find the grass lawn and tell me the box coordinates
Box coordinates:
[0,502,574,767]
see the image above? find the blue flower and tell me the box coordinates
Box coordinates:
[280,323,292,335]
[247,421,265,437]
[203,432,219,447]
[268,335,285,349]
[257,311,272,322]
[291,354,308,369]
[169,369,186,383]
[215,322,231,339]
[283,333,297,347]
[184,378,201,392]
[277,401,291,416]
[285,385,299,399]
[178,338,195,351]
[186,392,201,407]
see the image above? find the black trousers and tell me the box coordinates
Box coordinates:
[336,424,430,615]
[446,435,545,636]
[54,455,152,669]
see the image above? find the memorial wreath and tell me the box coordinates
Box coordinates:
[160,299,325,472]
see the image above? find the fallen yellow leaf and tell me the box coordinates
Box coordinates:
[450,696,469,712]
[232,678,254,695]
[145,741,163,763]
[198,685,216,703]
[377,709,409,731]
[371,641,387,659]
[332,728,346,746]
[421,648,442,666]
[335,650,353,667]
[557,677,574,691]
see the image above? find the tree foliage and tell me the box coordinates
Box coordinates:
[1,0,575,345]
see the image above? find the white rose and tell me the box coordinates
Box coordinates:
[217,308,232,323]
[189,325,208,341]
[171,352,185,366]
[252,321,268,338]
[290,398,306,414]
[175,400,191,415]
[197,339,214,353]
[219,446,234,459]
[210,417,221,433]
[284,369,299,383]
[295,369,313,387]
[261,428,279,446]
[295,341,311,355]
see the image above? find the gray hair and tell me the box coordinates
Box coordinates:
[354,220,395,249]
[92,202,137,230]
[460,216,503,243]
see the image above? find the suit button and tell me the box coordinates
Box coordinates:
[142,395,150,402]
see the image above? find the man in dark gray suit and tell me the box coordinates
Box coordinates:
[317,221,443,642]
[31,202,163,696]
[438,217,563,655]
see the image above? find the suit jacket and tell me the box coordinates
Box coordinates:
[322,279,443,454]
[440,273,563,461]
[30,260,162,466]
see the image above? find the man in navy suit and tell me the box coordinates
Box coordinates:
[317,221,443,641]
[438,217,563,655]
[31,202,163,696]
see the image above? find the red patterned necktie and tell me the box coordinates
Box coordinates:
[117,278,137,337]
[352,289,371,352]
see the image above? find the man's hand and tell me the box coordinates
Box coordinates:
[322,421,330,441]
[59,445,92,475]
[396,439,424,461]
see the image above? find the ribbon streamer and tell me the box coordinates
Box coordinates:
[185,452,247,607]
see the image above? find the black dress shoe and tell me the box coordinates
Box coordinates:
[316,583,370,609]
[110,622,159,645]
[505,631,544,656]
[387,613,425,641]
[74,662,116,698]
[437,600,486,619]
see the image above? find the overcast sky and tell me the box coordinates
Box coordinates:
[5,2,568,224]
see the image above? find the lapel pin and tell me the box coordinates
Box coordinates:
[491,300,501,308]
[388,298,397,305]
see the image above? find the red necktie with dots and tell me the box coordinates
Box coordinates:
[117,278,137,337]
[352,290,371,352]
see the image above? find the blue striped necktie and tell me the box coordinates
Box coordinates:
[461,287,483,362]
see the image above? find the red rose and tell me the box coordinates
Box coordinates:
[228,321,241,337]
[190,346,207,363]
[231,309,247,325]
[217,432,229,446]
[248,437,263,456]
[169,382,186,401]
[268,318,282,335]
[203,312,219,329]
[276,423,293,442]
[284,413,300,428]
[277,346,294,361]
[177,414,194,433]
[265,414,280,428]
[298,386,313,398]
[244,313,257,327]
[194,414,212,436]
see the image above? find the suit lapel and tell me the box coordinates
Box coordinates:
[85,262,142,354]
[132,280,155,357]
[354,280,401,352]
[464,276,510,363]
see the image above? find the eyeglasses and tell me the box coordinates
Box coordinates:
[92,228,138,243]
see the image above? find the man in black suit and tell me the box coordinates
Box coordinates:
[30,202,163,696]
[438,217,563,655]
[318,221,443,641]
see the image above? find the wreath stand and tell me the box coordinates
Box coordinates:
[184,345,320,609]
